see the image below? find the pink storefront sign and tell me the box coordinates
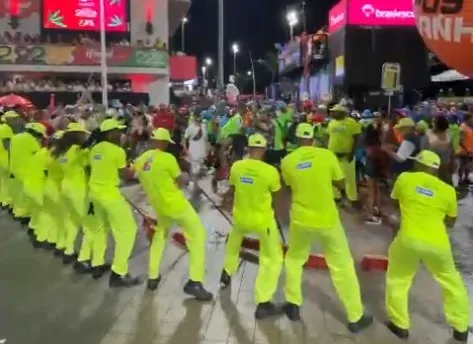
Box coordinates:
[328,0,348,34]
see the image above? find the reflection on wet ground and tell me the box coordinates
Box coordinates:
[1,181,473,344]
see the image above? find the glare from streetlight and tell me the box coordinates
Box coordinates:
[247,70,252,76]
[202,66,207,74]
[182,17,188,23]
[286,10,298,27]
[232,43,239,54]
[205,57,212,66]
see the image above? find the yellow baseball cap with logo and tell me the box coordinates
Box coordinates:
[2,110,19,121]
[151,128,175,143]
[409,150,441,169]
[66,122,90,134]
[330,104,348,112]
[100,118,126,132]
[25,122,47,137]
[248,133,267,148]
[296,123,314,139]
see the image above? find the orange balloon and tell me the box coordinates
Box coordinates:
[415,0,473,76]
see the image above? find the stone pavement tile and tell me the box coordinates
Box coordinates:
[225,291,257,344]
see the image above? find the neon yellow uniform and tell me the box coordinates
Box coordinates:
[327,117,361,201]
[281,146,365,322]
[43,148,66,247]
[218,113,242,142]
[89,141,137,275]
[60,145,101,261]
[9,131,41,218]
[0,123,14,207]
[134,149,206,282]
[23,147,48,241]
[387,171,470,331]
[224,157,283,304]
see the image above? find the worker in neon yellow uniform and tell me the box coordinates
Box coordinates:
[9,121,46,226]
[133,128,213,300]
[327,104,361,206]
[0,111,20,210]
[43,130,67,253]
[220,133,283,318]
[386,150,470,342]
[22,123,49,248]
[89,119,139,287]
[281,123,372,332]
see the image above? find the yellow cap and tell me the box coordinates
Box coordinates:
[66,122,90,134]
[416,120,429,131]
[409,150,441,169]
[100,118,126,132]
[248,133,267,148]
[25,122,47,137]
[296,123,314,139]
[3,110,19,120]
[395,117,415,129]
[330,104,348,113]
[151,128,175,143]
[52,130,64,139]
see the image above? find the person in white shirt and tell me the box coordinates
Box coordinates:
[184,114,208,190]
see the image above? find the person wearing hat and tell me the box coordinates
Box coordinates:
[9,122,47,225]
[281,123,373,331]
[219,133,283,318]
[327,104,361,206]
[0,110,20,210]
[88,118,139,287]
[383,117,422,178]
[132,128,213,300]
[386,150,469,341]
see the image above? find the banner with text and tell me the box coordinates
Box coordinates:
[0,45,168,68]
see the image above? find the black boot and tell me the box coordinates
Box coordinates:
[255,302,279,319]
[32,239,46,249]
[92,264,111,280]
[147,275,162,291]
[453,328,469,342]
[183,280,213,301]
[348,313,373,333]
[385,321,409,339]
[109,271,141,288]
[27,228,34,237]
[219,269,231,289]
[43,242,56,251]
[73,260,93,274]
[54,248,65,257]
[62,253,78,265]
[18,217,30,226]
[283,303,301,321]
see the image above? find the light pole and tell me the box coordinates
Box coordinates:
[181,17,188,53]
[99,0,108,107]
[286,10,298,39]
[231,43,239,77]
[203,58,212,89]
[218,0,224,90]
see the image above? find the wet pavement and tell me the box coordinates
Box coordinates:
[1,179,473,344]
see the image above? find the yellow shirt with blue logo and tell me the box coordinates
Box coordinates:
[282,146,344,229]
[60,145,88,191]
[391,171,456,247]
[229,158,280,231]
[9,132,41,182]
[88,141,127,200]
[327,117,361,153]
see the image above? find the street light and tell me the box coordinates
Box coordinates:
[247,70,252,76]
[286,10,298,39]
[231,43,239,76]
[205,57,213,66]
[181,17,188,52]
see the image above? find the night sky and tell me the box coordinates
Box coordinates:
[170,0,338,89]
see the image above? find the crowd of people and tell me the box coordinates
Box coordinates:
[0,97,470,342]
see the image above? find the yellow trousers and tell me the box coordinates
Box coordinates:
[23,180,47,240]
[285,219,364,322]
[224,217,284,303]
[333,158,358,201]
[10,177,31,218]
[92,195,137,275]
[43,179,66,246]
[386,236,470,331]
[149,204,207,282]
[0,168,11,207]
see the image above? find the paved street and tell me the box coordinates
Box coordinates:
[1,182,472,344]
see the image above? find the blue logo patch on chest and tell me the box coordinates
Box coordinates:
[415,186,434,197]
[59,157,68,164]
[93,154,102,160]
[297,161,312,170]
[240,176,254,184]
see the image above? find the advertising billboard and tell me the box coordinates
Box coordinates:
[328,0,415,32]
[43,0,128,32]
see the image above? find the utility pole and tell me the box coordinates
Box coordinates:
[218,0,224,91]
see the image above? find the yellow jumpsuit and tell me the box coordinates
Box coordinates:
[0,123,13,208]
[387,171,470,332]
[134,149,207,282]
